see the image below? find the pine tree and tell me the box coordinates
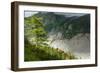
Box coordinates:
[24,16,48,47]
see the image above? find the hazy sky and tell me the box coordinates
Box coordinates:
[24,11,38,17]
[24,11,88,17]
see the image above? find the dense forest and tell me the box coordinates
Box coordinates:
[24,12,90,61]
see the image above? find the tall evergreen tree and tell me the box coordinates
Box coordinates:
[24,16,48,47]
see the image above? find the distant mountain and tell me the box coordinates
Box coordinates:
[25,12,90,40]
[34,12,70,32]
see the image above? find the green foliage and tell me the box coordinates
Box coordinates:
[24,16,47,46]
[24,38,77,61]
[24,13,78,61]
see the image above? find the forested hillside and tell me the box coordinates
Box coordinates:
[24,12,90,61]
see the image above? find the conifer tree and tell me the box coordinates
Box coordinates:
[24,16,48,47]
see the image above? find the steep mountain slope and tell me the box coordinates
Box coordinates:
[33,12,90,40]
